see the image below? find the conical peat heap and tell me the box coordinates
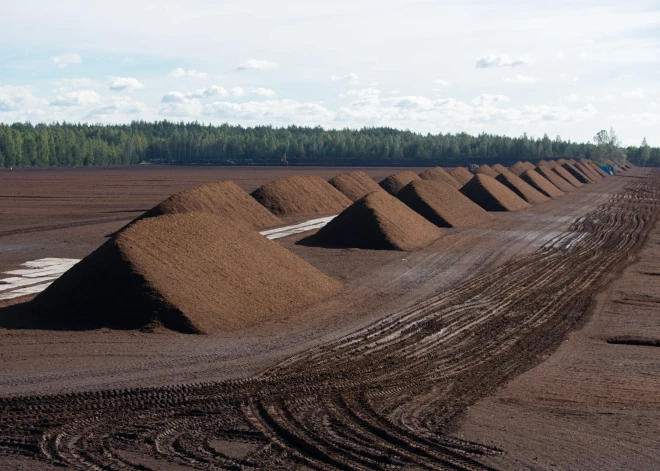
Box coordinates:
[575,161,602,181]
[311,191,442,251]
[520,169,565,197]
[398,180,493,228]
[448,167,474,186]
[490,163,509,174]
[535,165,576,192]
[34,213,339,334]
[508,161,531,176]
[252,175,352,215]
[141,180,281,230]
[328,171,383,202]
[584,161,609,177]
[418,167,463,190]
[556,158,568,165]
[460,174,531,212]
[544,160,559,168]
[495,169,550,204]
[379,171,422,195]
[561,162,593,184]
[552,165,583,187]
[475,164,500,179]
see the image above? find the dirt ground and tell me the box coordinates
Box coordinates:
[0,166,658,469]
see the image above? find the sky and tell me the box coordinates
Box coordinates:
[1,0,659,146]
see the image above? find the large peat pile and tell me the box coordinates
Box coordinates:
[379,171,422,195]
[252,175,352,215]
[460,174,531,212]
[418,167,463,190]
[475,164,500,179]
[328,171,383,202]
[536,165,576,192]
[520,169,565,198]
[552,165,583,188]
[448,167,474,186]
[495,169,550,204]
[35,213,339,334]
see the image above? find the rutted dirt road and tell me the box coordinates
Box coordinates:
[1,170,658,470]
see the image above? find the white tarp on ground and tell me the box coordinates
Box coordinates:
[0,217,336,301]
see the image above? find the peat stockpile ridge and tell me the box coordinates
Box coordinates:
[552,165,583,187]
[575,162,602,181]
[521,169,565,198]
[142,180,281,230]
[495,169,550,204]
[448,167,474,186]
[252,175,352,215]
[561,162,593,184]
[475,164,500,179]
[536,165,576,192]
[491,163,508,174]
[418,167,463,190]
[398,180,493,228]
[508,161,531,176]
[312,191,441,251]
[35,213,338,334]
[460,174,531,212]
[379,171,422,195]
[328,171,383,202]
[585,161,609,177]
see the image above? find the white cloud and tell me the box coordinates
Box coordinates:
[236,59,279,71]
[504,75,538,84]
[231,87,245,97]
[346,88,381,99]
[168,67,209,79]
[203,99,335,123]
[51,53,82,69]
[564,94,615,103]
[432,79,450,86]
[476,54,530,68]
[161,92,188,104]
[55,78,97,90]
[108,77,144,92]
[623,88,645,98]
[85,97,148,119]
[252,87,277,97]
[161,85,229,103]
[631,113,659,124]
[331,73,360,86]
[51,90,101,107]
[0,86,48,111]
[472,94,510,106]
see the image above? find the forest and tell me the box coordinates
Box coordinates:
[0,121,657,167]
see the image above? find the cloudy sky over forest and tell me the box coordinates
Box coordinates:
[1,0,658,145]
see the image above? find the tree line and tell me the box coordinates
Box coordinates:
[0,121,657,167]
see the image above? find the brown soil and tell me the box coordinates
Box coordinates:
[327,171,383,202]
[535,165,576,192]
[508,161,530,176]
[379,171,422,195]
[397,180,493,228]
[460,174,532,212]
[520,169,565,198]
[562,162,593,184]
[448,166,474,186]
[475,164,500,178]
[552,164,584,187]
[251,175,352,215]
[495,169,550,204]
[141,180,281,230]
[310,190,441,251]
[34,212,339,334]
[418,166,463,190]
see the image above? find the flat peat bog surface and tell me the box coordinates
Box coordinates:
[0,167,657,470]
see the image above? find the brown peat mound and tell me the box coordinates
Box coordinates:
[311,191,441,251]
[520,169,565,198]
[34,213,339,334]
[561,162,593,184]
[508,161,530,176]
[536,165,576,192]
[448,167,474,186]
[585,161,609,177]
[495,169,550,204]
[328,171,383,202]
[475,164,500,179]
[575,162,602,181]
[142,180,281,230]
[398,180,493,228]
[418,167,463,190]
[252,175,352,215]
[490,163,508,174]
[552,165,584,187]
[460,174,531,212]
[556,158,568,165]
[379,171,422,195]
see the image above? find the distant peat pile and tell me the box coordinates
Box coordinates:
[142,180,281,230]
[379,171,422,195]
[252,175,352,215]
[552,165,583,188]
[520,169,565,198]
[328,171,383,202]
[561,162,593,184]
[536,165,576,192]
[312,191,441,251]
[495,169,549,204]
[398,180,493,228]
[418,167,463,190]
[448,167,474,186]
[35,213,339,334]
[475,164,500,179]
[460,174,531,212]
[508,161,533,176]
